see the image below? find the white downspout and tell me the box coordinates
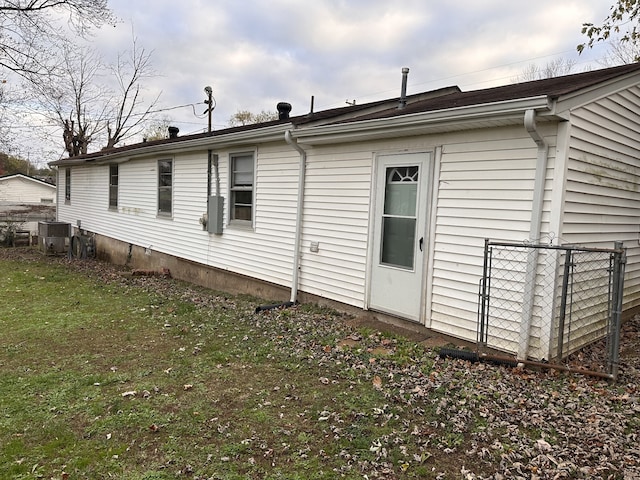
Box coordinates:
[518,109,549,360]
[285,130,307,304]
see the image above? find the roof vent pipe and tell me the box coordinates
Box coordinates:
[168,126,179,139]
[398,67,409,109]
[277,102,292,120]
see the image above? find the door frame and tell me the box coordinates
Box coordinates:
[365,149,434,323]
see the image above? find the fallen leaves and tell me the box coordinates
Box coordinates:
[6,248,638,480]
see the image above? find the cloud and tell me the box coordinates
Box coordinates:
[7,0,619,160]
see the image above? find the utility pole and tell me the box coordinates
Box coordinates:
[204,86,213,133]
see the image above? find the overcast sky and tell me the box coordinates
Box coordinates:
[14,0,620,164]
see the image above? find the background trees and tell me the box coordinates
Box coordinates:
[0,1,113,80]
[579,0,640,60]
[0,151,52,177]
[227,109,277,127]
[1,1,160,159]
[31,36,159,156]
[513,58,577,82]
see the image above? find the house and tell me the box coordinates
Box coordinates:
[0,173,56,238]
[0,173,56,204]
[49,63,640,360]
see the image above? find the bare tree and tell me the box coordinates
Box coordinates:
[0,0,114,80]
[228,109,277,127]
[32,36,159,156]
[104,37,159,149]
[513,58,577,83]
[141,114,174,142]
[598,37,640,66]
[33,44,109,156]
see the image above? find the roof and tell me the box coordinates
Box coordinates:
[0,173,56,187]
[50,63,640,167]
[340,62,640,123]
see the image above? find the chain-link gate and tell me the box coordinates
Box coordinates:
[477,240,626,380]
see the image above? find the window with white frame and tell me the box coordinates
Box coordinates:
[109,164,118,209]
[229,152,254,224]
[158,159,173,215]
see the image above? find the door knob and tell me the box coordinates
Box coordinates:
[419,237,424,251]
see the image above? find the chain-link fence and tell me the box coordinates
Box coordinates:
[477,240,626,380]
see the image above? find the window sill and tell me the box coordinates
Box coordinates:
[228,220,254,231]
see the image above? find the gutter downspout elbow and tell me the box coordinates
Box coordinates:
[285,130,307,304]
[518,109,550,360]
[524,109,549,245]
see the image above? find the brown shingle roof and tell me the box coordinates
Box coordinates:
[50,63,640,165]
[341,62,640,122]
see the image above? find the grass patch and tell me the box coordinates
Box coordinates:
[1,253,450,478]
[2,249,635,479]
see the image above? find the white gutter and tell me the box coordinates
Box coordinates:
[294,96,553,145]
[518,109,549,360]
[284,129,307,304]
[50,123,292,167]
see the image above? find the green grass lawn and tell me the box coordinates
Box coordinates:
[2,250,638,480]
[0,251,457,479]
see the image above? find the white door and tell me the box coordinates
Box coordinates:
[369,152,430,321]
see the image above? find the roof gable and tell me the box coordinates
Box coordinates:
[0,173,56,188]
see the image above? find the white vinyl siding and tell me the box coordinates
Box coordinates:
[0,176,56,204]
[53,82,640,355]
[207,146,299,286]
[563,86,640,314]
[298,147,373,307]
[428,127,557,345]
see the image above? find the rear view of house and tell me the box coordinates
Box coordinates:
[50,63,640,364]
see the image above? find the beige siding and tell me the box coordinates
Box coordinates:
[564,86,640,315]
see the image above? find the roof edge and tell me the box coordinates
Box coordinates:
[291,96,553,144]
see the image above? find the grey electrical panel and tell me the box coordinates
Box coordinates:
[208,196,224,234]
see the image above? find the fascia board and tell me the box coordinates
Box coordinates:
[553,74,640,113]
[292,96,553,144]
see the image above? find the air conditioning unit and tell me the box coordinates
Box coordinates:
[38,221,70,255]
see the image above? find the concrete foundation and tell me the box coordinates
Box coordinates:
[87,230,443,341]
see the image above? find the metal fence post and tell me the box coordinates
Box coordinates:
[477,238,490,347]
[608,242,626,380]
[556,248,572,361]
